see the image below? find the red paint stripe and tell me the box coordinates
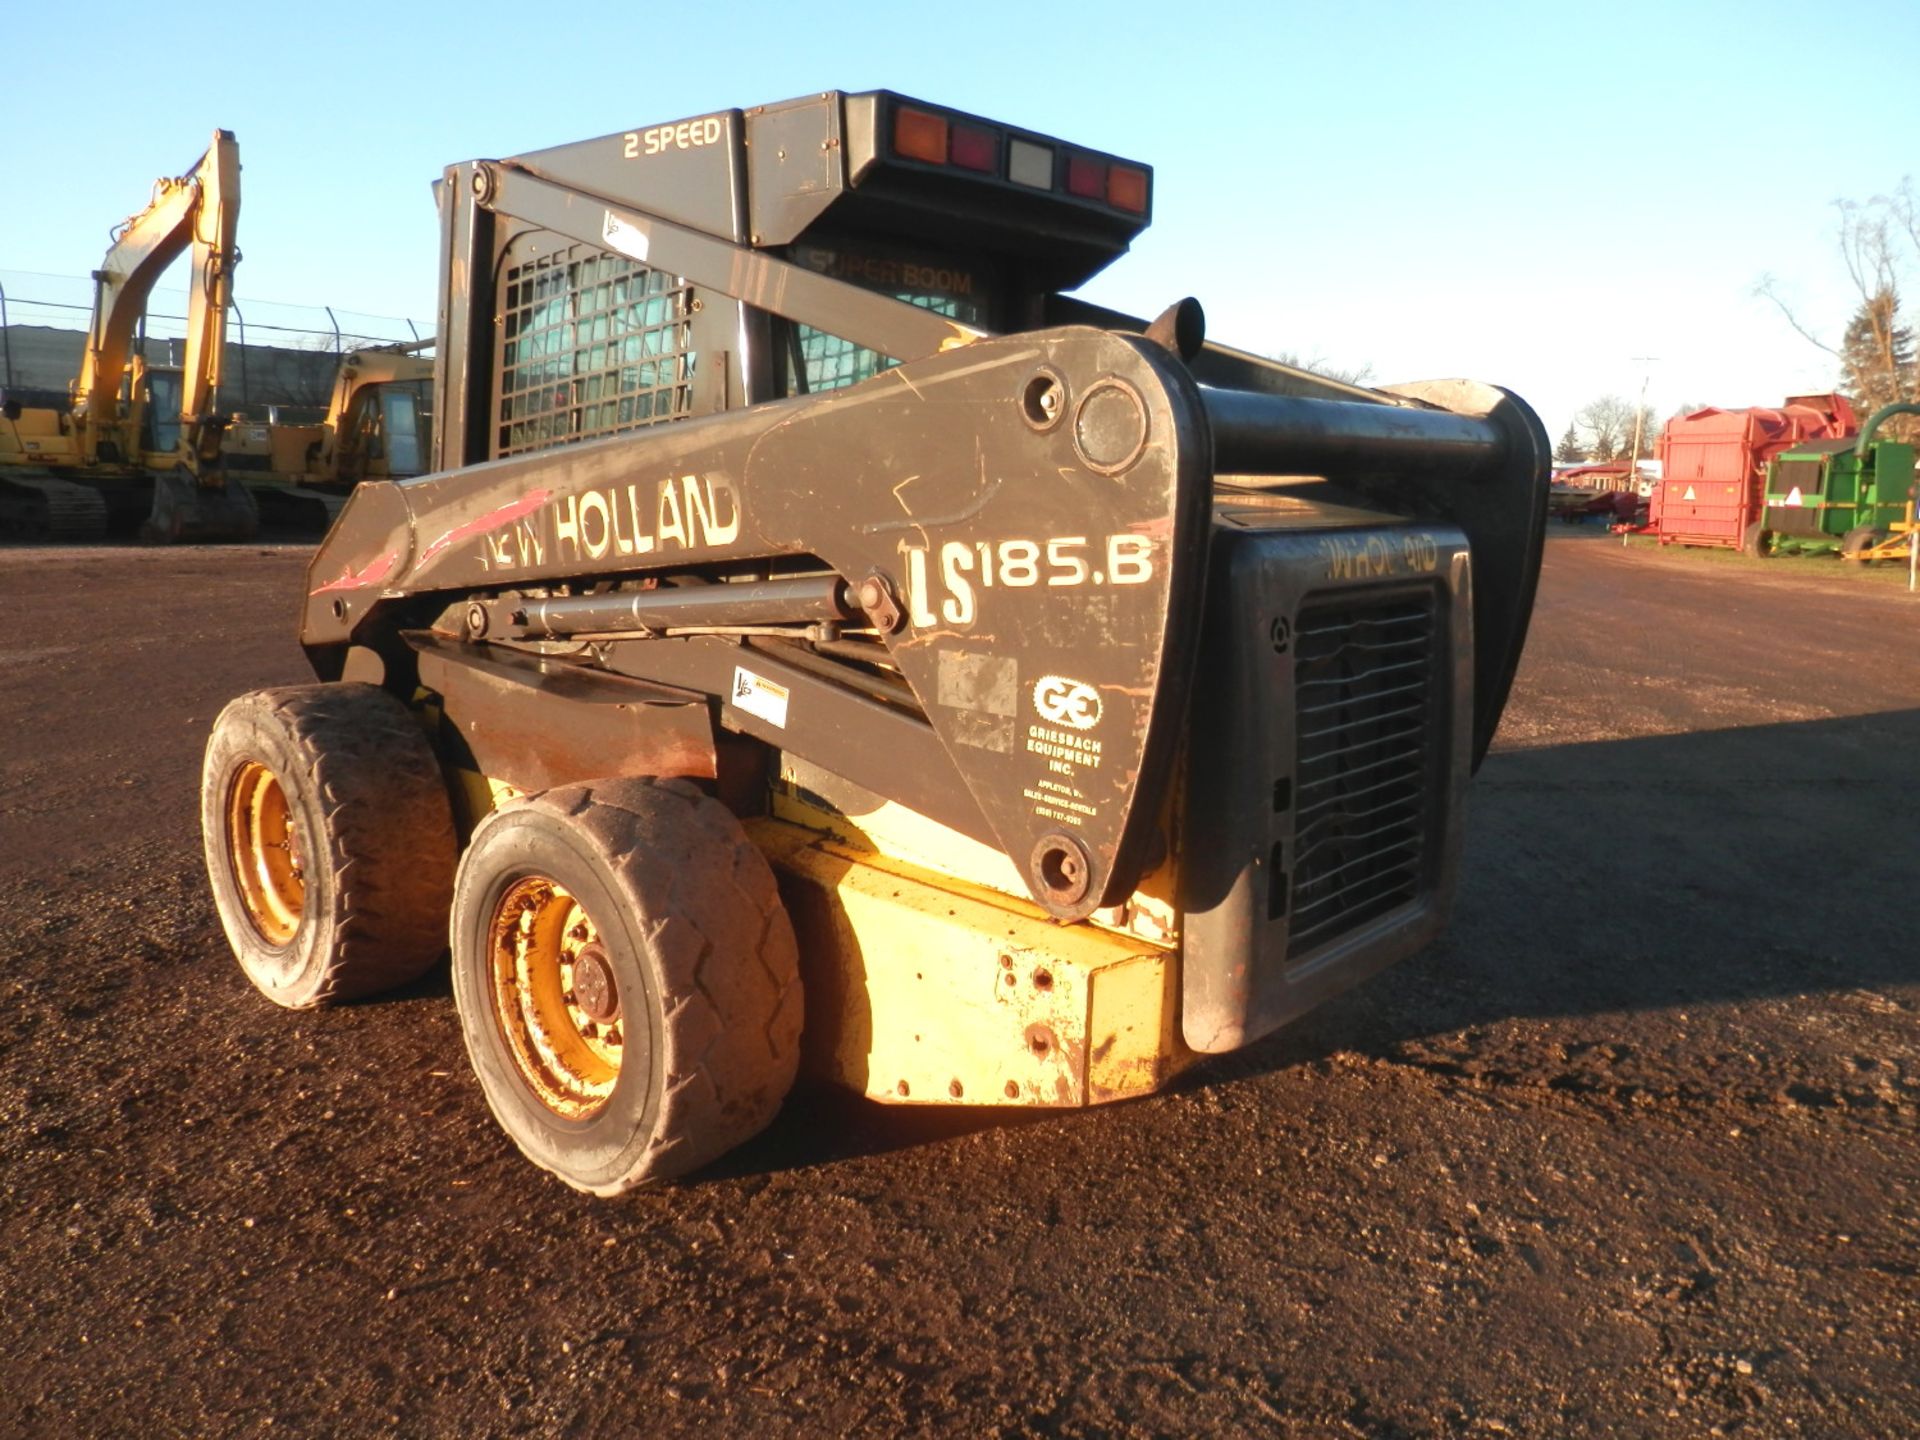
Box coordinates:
[311,550,400,596]
[418,488,554,568]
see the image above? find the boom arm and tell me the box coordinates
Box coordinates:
[72,129,240,469]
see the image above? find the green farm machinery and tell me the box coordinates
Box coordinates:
[1759,402,1918,561]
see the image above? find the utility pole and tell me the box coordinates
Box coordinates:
[1625,357,1658,491]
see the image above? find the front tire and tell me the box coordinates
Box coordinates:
[1842,525,1882,561]
[449,779,803,1194]
[201,683,457,1008]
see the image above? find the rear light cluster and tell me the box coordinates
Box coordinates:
[891,104,1149,215]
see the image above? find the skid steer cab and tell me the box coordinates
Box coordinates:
[201,91,1549,1196]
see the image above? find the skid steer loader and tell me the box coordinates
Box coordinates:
[202,92,1549,1195]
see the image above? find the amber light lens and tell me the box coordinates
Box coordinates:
[950,124,997,173]
[894,107,949,165]
[1066,154,1108,199]
[1108,165,1149,214]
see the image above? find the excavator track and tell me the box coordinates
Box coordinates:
[0,477,111,543]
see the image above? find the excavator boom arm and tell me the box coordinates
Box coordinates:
[178,133,241,464]
[72,129,240,470]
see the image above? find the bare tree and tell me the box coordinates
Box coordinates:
[1577,396,1626,461]
[1270,351,1376,387]
[1573,395,1656,462]
[1753,184,1920,437]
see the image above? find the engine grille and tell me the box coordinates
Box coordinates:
[1286,588,1439,961]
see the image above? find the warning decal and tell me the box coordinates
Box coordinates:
[731,667,789,729]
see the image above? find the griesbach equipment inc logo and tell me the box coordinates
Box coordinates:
[1032,675,1102,731]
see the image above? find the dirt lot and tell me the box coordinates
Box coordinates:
[0,532,1915,1438]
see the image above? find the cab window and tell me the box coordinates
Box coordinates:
[144,369,183,455]
[780,241,993,395]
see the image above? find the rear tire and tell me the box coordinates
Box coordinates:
[1741,521,1771,558]
[201,683,457,1008]
[449,778,803,1195]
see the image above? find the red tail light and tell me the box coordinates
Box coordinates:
[950,124,997,174]
[1066,154,1107,200]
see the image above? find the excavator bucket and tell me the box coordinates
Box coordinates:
[246,483,348,535]
[144,472,259,543]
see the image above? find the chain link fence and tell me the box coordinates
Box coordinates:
[0,268,432,414]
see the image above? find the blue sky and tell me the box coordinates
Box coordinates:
[4,0,1918,439]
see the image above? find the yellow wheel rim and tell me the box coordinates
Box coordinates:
[489,877,623,1120]
[226,761,305,946]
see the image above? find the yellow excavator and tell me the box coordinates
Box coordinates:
[0,129,258,542]
[303,343,434,486]
[224,343,435,529]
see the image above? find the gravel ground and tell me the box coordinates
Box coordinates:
[0,530,1914,1437]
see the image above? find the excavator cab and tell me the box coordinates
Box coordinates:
[239,348,438,532]
[334,377,431,482]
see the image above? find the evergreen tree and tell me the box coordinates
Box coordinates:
[1554,423,1586,463]
[1839,287,1915,419]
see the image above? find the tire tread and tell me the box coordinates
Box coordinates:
[477,778,801,1192]
[204,682,456,1007]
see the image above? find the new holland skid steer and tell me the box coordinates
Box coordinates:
[202,92,1549,1195]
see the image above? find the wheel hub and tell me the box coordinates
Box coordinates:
[225,760,305,946]
[570,942,620,1024]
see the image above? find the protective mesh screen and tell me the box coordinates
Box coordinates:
[497,245,694,457]
[783,244,990,394]
[793,294,975,393]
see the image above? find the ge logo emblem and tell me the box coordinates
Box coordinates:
[1033,675,1103,731]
